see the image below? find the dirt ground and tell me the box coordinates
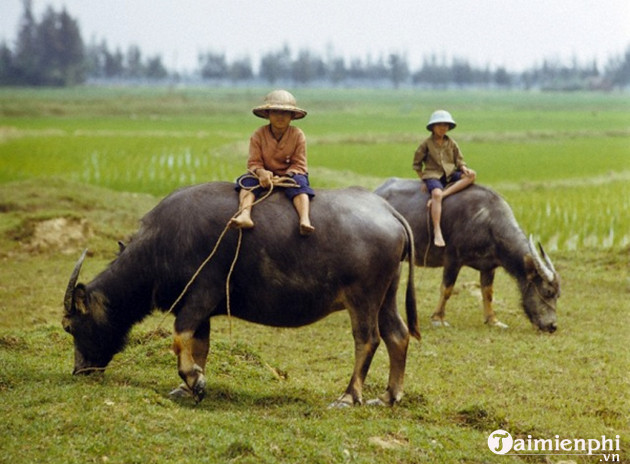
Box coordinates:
[25,217,93,255]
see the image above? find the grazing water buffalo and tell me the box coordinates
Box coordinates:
[62,182,420,406]
[375,178,559,332]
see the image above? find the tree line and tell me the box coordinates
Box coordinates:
[1,1,629,90]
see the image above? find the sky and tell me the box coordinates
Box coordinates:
[1,0,628,73]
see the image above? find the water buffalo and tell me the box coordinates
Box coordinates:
[62,182,420,406]
[375,178,559,332]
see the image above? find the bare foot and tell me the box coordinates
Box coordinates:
[299,223,315,236]
[433,232,445,247]
[229,214,254,229]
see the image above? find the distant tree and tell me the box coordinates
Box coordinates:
[471,64,492,87]
[388,53,409,88]
[0,42,14,84]
[228,56,253,82]
[494,67,511,87]
[126,45,144,78]
[328,56,346,85]
[259,45,292,84]
[36,6,64,85]
[412,54,450,88]
[84,39,168,81]
[292,49,325,84]
[347,58,366,80]
[13,0,39,84]
[605,44,630,88]
[104,47,124,78]
[520,69,534,90]
[56,8,85,84]
[11,1,84,85]
[84,38,105,78]
[145,55,168,79]
[4,2,174,85]
[259,53,280,84]
[365,55,389,81]
[452,58,473,87]
[199,51,228,80]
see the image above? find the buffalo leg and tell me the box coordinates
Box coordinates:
[372,279,410,406]
[172,318,211,402]
[191,319,210,370]
[480,269,508,328]
[431,262,461,327]
[330,297,381,407]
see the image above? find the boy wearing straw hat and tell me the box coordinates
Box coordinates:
[413,110,476,247]
[230,90,315,235]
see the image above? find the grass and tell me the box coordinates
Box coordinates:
[1,239,628,463]
[0,87,629,463]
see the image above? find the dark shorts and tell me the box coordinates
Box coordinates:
[424,171,463,193]
[235,173,315,200]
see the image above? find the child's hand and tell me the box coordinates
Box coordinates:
[461,166,475,177]
[256,169,273,188]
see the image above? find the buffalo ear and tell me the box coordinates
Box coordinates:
[73,284,89,315]
[61,316,73,333]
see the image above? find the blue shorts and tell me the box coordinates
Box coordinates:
[424,171,463,193]
[235,173,315,200]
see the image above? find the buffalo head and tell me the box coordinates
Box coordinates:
[62,250,125,374]
[521,236,560,333]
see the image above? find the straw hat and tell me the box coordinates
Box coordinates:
[426,110,456,131]
[252,90,307,120]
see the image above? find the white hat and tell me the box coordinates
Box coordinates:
[426,110,456,131]
[252,90,307,120]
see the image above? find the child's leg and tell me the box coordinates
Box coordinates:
[229,189,255,229]
[441,170,476,200]
[292,193,314,236]
[430,188,446,247]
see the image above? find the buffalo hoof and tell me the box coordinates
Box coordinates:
[431,319,451,328]
[192,375,207,403]
[327,400,353,409]
[169,383,193,399]
[365,398,388,407]
[327,394,356,409]
[366,389,400,407]
[489,320,509,329]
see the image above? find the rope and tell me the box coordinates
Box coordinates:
[224,228,242,335]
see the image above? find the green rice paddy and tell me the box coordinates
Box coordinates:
[1,86,629,250]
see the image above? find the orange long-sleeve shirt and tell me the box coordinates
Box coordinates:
[247,124,308,176]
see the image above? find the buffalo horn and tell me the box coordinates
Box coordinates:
[528,235,555,283]
[539,243,557,276]
[64,249,88,314]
